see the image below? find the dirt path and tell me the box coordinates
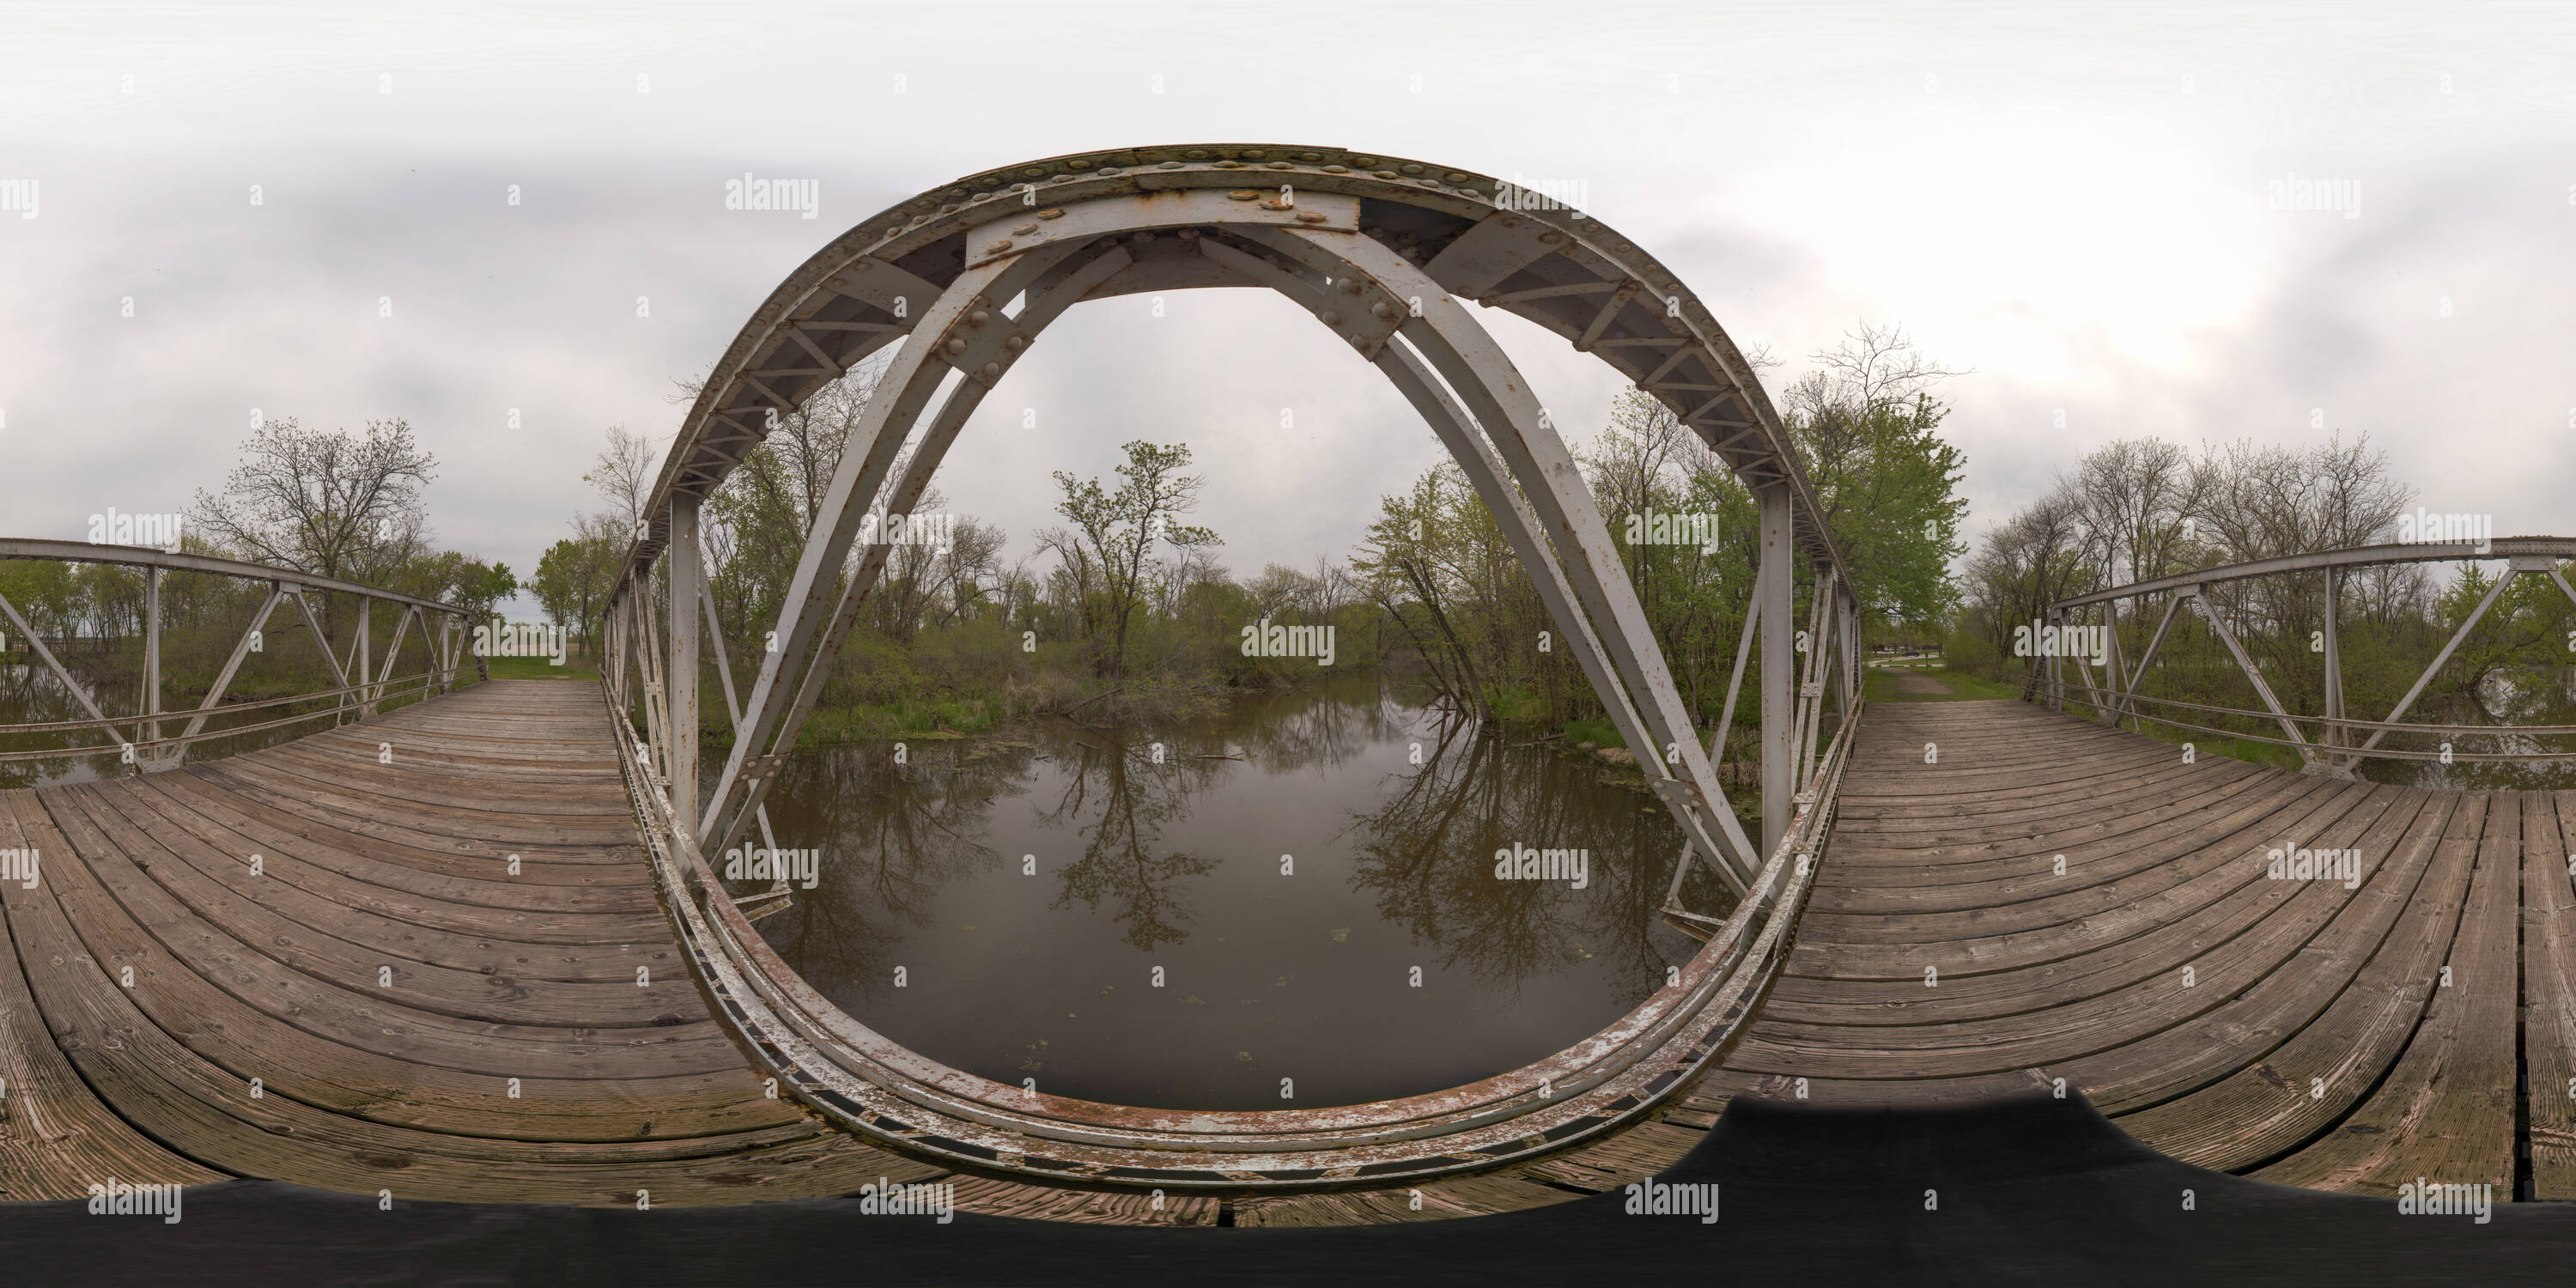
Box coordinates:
[1893,671,1953,696]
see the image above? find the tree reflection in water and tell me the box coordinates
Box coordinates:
[1346,708,1731,1014]
[744,738,1021,1004]
[1040,739,1221,953]
[739,680,1727,1109]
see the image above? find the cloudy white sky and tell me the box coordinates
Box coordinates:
[3,2,2572,613]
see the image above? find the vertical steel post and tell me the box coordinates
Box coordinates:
[1843,591,1860,717]
[2045,607,2065,711]
[356,598,374,719]
[2322,567,2343,764]
[1759,483,1795,859]
[142,565,161,766]
[1796,568,1834,793]
[669,495,702,839]
[2100,603,2126,727]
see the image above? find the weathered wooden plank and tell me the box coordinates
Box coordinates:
[0,793,227,1201]
[1735,787,2419,1081]
[2250,793,2520,1197]
[29,787,742,1076]
[1770,789,2442,1032]
[122,773,665,941]
[948,1176,1216,1225]
[1520,1119,1705,1191]
[2522,790,2576,1198]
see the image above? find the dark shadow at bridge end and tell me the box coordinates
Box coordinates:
[12,1090,2576,1286]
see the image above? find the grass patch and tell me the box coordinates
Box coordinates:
[1562,714,1625,749]
[2095,710,2306,772]
[1489,684,1552,726]
[1863,666,2025,703]
[477,654,602,683]
[775,696,1000,746]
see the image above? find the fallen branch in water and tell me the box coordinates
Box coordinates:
[1058,687,1124,714]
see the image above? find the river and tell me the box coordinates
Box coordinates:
[722,680,1728,1112]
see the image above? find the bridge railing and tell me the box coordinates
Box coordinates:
[0,539,478,771]
[2035,537,2576,773]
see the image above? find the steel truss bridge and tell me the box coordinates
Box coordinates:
[1,144,2571,1222]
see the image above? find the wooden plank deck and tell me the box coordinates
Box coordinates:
[0,681,957,1207]
[0,679,1719,1221]
[1698,699,2556,1204]
[12,682,2554,1217]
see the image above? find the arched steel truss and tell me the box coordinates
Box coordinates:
[600,144,1861,1188]
[2038,536,2576,771]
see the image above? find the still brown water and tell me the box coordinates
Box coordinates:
[2360,665,2576,791]
[727,681,1730,1111]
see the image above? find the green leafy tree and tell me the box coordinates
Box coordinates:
[1051,441,1220,680]
[1779,325,1969,636]
[531,513,623,655]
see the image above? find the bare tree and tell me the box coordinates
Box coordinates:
[668,356,887,531]
[583,424,659,535]
[2066,437,2204,617]
[1784,322,1969,422]
[190,417,438,583]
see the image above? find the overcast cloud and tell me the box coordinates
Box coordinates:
[3,2,2571,612]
